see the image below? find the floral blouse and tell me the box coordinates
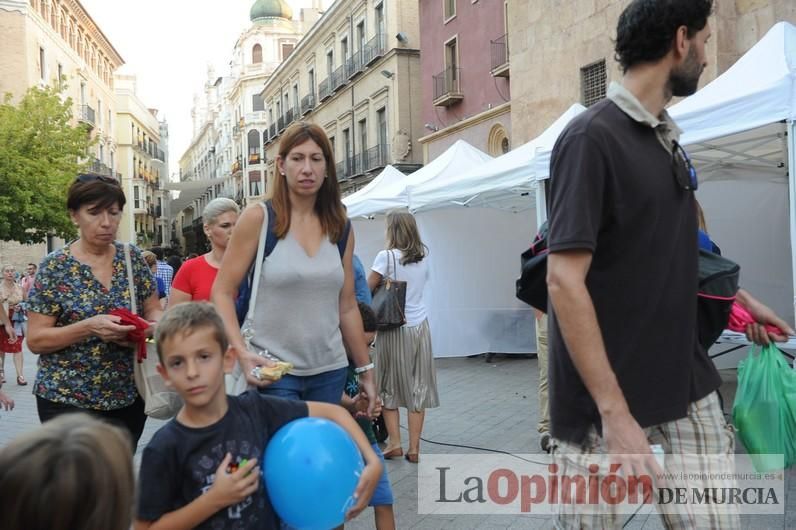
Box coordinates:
[27,242,154,410]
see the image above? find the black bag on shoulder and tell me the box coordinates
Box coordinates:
[697,249,740,349]
[515,224,740,349]
[515,221,549,312]
[372,250,407,331]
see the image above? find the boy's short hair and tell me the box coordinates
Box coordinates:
[357,302,377,333]
[155,302,229,362]
[0,413,134,530]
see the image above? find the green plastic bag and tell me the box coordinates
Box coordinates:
[732,343,796,471]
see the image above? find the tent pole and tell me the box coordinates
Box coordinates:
[788,119,796,327]
[536,179,548,226]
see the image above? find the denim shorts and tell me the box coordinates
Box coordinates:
[369,442,394,506]
[259,366,347,404]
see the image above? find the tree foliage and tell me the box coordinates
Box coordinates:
[0,85,92,244]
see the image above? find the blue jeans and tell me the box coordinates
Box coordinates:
[259,366,347,404]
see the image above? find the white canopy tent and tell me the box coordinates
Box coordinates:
[342,165,406,208]
[407,103,587,215]
[342,139,493,218]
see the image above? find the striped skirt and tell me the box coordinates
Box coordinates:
[374,319,439,411]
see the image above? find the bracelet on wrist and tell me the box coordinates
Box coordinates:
[354,362,375,375]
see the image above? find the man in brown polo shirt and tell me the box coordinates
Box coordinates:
[546,0,793,527]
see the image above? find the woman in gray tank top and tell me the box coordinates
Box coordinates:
[212,122,378,415]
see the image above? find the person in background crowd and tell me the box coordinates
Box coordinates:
[534,309,551,453]
[26,174,163,447]
[151,247,173,299]
[212,121,378,415]
[0,265,25,386]
[367,211,438,463]
[142,251,167,309]
[0,413,135,530]
[20,263,36,299]
[168,198,239,306]
[545,1,793,527]
[166,253,183,277]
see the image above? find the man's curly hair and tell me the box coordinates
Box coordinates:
[615,0,713,73]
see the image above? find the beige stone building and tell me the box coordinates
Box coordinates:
[0,0,123,268]
[259,0,423,195]
[508,0,796,145]
[114,75,168,247]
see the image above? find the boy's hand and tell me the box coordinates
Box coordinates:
[207,453,260,508]
[353,392,382,419]
[0,390,14,411]
[345,459,383,521]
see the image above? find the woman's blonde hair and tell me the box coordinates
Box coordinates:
[385,210,427,265]
[141,250,157,268]
[202,197,240,226]
[272,121,347,243]
[0,413,135,530]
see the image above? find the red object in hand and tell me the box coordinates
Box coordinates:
[109,308,150,362]
[727,302,783,336]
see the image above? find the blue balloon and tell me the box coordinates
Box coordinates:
[264,417,364,529]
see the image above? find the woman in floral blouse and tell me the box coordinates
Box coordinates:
[27,174,163,447]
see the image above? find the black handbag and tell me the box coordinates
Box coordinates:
[372,250,407,331]
[516,221,549,311]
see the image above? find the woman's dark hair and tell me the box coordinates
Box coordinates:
[272,121,348,244]
[615,0,713,73]
[67,174,126,212]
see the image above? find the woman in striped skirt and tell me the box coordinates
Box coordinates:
[368,211,439,463]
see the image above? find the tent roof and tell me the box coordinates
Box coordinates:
[670,21,796,146]
[408,103,586,212]
[343,139,492,217]
[342,165,405,209]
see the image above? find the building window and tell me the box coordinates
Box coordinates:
[247,130,261,162]
[377,108,387,147]
[375,3,384,38]
[39,47,45,80]
[444,0,456,21]
[56,62,63,89]
[487,123,510,156]
[356,21,365,51]
[281,43,294,60]
[292,84,299,110]
[326,50,334,77]
[341,37,348,61]
[581,59,607,107]
[252,94,265,112]
[134,186,140,209]
[252,43,262,64]
[359,118,367,152]
[97,99,102,129]
[308,68,315,95]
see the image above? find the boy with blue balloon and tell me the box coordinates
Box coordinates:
[135,302,382,530]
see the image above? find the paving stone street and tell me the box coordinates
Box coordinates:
[2,346,795,528]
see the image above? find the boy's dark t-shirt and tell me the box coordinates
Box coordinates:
[137,391,308,529]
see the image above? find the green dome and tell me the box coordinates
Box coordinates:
[250,0,293,22]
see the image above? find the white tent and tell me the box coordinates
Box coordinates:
[343,139,492,218]
[342,165,406,208]
[408,104,587,214]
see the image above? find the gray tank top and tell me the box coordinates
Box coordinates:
[250,232,348,376]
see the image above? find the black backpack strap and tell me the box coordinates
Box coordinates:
[263,200,278,259]
[337,218,351,259]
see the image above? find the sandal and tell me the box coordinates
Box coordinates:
[382,446,403,459]
[405,453,419,464]
[17,375,27,386]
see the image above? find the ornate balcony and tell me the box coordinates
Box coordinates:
[490,34,510,78]
[433,67,463,107]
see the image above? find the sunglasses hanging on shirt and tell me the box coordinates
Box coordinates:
[672,140,698,191]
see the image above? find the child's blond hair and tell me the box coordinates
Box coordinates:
[0,413,134,530]
[155,301,229,362]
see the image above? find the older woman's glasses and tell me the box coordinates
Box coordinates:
[672,141,698,191]
[76,173,120,185]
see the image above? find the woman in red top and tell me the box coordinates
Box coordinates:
[169,198,239,305]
